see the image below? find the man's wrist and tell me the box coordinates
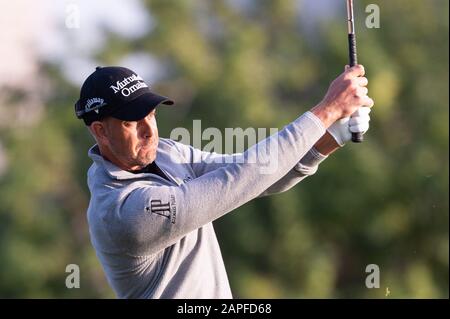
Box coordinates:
[313,131,341,155]
[310,102,338,128]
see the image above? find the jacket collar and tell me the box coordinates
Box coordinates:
[88,144,156,181]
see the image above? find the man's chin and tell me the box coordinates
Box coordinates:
[136,153,156,166]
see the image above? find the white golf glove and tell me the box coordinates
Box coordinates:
[327,107,371,146]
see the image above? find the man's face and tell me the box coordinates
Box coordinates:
[100,109,159,171]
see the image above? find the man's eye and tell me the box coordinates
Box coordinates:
[122,121,132,127]
[148,111,156,119]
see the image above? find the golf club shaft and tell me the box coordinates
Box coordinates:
[347,0,363,143]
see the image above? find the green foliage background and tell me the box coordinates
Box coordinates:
[0,0,448,298]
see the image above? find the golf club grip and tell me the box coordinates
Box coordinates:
[348,33,358,67]
[348,33,364,143]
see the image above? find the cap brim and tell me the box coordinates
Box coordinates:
[110,92,174,121]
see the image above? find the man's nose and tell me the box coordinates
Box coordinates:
[140,117,154,139]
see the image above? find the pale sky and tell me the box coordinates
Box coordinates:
[0,0,152,87]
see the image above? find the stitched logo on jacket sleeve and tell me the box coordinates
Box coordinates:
[146,195,176,224]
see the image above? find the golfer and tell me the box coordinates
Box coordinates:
[75,65,373,298]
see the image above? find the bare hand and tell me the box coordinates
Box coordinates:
[311,65,374,128]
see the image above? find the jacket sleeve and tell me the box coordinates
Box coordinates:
[258,147,328,197]
[111,112,326,256]
[172,127,328,197]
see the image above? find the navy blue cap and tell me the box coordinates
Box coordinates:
[75,66,174,125]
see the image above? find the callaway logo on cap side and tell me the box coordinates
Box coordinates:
[84,97,107,114]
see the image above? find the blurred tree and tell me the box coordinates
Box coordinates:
[0,0,447,298]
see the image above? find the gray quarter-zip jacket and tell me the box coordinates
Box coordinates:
[86,111,327,298]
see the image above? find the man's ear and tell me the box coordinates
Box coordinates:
[89,121,109,145]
